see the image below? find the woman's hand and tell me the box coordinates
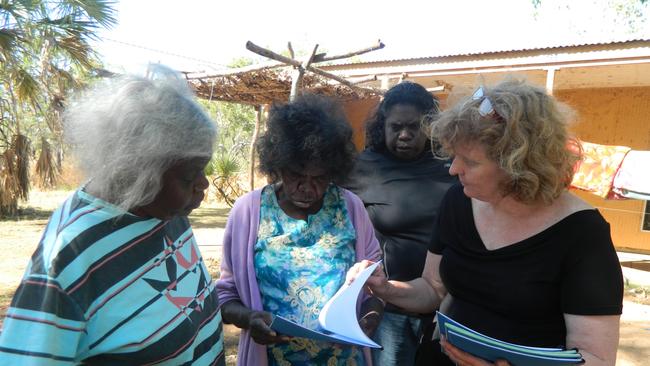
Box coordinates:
[221,301,291,345]
[441,337,510,366]
[358,310,382,337]
[346,260,389,298]
[247,310,291,345]
[245,310,291,345]
[358,295,385,337]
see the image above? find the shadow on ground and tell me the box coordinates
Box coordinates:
[189,207,230,229]
[1,207,53,221]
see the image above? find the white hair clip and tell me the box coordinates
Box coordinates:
[472,86,500,119]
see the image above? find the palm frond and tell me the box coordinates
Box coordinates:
[61,0,117,29]
[12,67,40,108]
[35,136,58,188]
[48,63,78,92]
[54,35,95,68]
[209,153,245,207]
[0,28,20,59]
[211,153,241,179]
[0,0,35,21]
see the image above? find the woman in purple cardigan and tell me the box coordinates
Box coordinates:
[216,94,382,366]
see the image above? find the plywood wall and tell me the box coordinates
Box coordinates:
[557,87,650,253]
[343,98,379,151]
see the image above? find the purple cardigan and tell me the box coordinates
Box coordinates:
[216,187,381,366]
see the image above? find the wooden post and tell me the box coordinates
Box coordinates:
[249,105,263,191]
[545,67,556,95]
[380,75,390,90]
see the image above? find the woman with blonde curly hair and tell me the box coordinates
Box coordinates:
[348,79,623,366]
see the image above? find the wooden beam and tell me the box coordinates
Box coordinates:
[426,85,445,92]
[314,39,385,63]
[349,75,377,85]
[185,61,286,79]
[247,41,297,66]
[246,41,384,96]
[302,44,319,70]
[290,44,319,101]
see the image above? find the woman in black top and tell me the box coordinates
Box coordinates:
[342,81,456,366]
[348,79,623,366]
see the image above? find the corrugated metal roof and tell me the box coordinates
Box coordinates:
[327,36,650,67]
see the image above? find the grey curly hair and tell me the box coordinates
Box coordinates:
[64,71,216,211]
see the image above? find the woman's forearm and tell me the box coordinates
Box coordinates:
[382,277,444,313]
[579,351,616,366]
[221,300,253,329]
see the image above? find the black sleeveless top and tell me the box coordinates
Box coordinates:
[429,184,623,347]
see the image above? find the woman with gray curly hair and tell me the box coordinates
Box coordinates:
[348,79,623,366]
[0,72,225,365]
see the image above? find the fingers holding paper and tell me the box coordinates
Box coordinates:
[441,336,511,366]
[346,260,389,297]
[249,311,291,345]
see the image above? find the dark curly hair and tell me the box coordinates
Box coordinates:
[256,94,357,183]
[365,81,439,152]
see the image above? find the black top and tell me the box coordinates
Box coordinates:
[342,149,457,282]
[430,184,624,347]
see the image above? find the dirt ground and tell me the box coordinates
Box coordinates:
[1,189,649,365]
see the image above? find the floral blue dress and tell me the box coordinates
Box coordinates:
[255,184,364,366]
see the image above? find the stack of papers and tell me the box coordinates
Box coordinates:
[270,261,382,348]
[436,312,584,366]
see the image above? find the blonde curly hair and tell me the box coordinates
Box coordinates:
[431,78,581,204]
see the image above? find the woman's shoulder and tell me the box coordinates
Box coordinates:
[444,183,468,202]
[542,193,610,243]
[227,188,264,219]
[552,192,603,224]
[338,185,363,204]
[336,186,368,218]
[233,188,263,206]
[562,191,594,212]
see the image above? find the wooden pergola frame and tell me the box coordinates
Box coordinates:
[187,40,387,190]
